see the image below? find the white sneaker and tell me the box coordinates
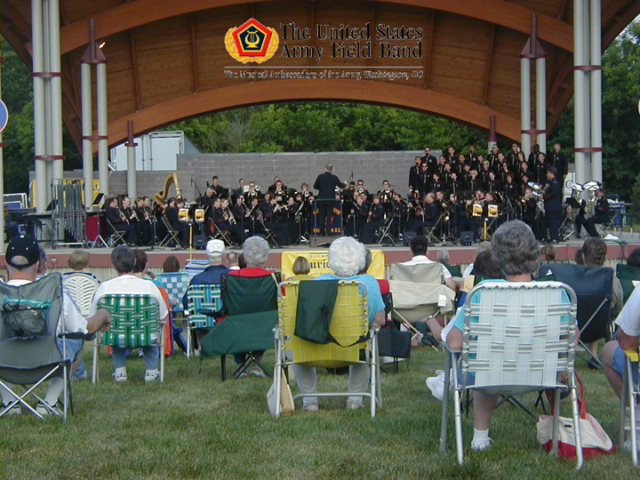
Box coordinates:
[302,403,319,412]
[1,403,22,416]
[113,371,128,382]
[35,403,62,417]
[249,367,266,377]
[144,370,161,383]
[346,400,365,411]
[471,438,493,451]
[426,370,453,401]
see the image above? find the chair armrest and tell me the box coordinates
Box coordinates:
[58,332,96,341]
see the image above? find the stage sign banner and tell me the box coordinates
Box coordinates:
[280,249,385,280]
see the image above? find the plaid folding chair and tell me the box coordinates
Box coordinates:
[92,294,164,383]
[185,283,223,358]
[156,272,189,317]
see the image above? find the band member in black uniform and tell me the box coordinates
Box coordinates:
[465,169,481,192]
[506,143,520,172]
[231,178,246,198]
[119,195,144,246]
[211,197,246,245]
[409,156,423,193]
[455,154,468,175]
[360,194,385,244]
[105,197,139,245]
[441,163,453,187]
[498,161,511,186]
[355,179,370,199]
[485,171,502,195]
[135,197,153,245]
[166,197,188,247]
[533,152,548,185]
[446,146,457,164]
[479,160,493,187]
[449,193,463,238]
[391,191,408,239]
[343,181,357,202]
[244,197,261,236]
[430,172,444,194]
[409,193,441,235]
[260,193,290,246]
[467,145,479,171]
[274,193,297,244]
[515,152,528,179]
[243,182,262,204]
[487,144,500,169]
[436,156,448,176]
[377,180,393,215]
[543,168,562,243]
[416,163,431,197]
[209,176,228,199]
[272,179,288,200]
[448,172,462,196]
[579,188,610,238]
[549,143,568,180]
[422,146,437,171]
[285,196,303,243]
[519,173,532,197]
[198,187,217,209]
[232,195,248,234]
[528,143,541,169]
[313,163,346,235]
[503,173,519,203]
[267,176,282,194]
[521,187,540,238]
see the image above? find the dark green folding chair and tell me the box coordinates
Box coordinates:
[201,273,280,380]
[616,263,639,304]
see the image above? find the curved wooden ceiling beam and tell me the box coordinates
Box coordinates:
[60,0,573,54]
[102,79,522,149]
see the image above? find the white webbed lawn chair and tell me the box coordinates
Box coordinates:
[439,281,582,469]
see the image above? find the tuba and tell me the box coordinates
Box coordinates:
[153,173,182,205]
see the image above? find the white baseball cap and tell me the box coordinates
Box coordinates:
[206,239,225,259]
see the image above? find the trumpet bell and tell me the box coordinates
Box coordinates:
[528,181,542,191]
[569,182,584,192]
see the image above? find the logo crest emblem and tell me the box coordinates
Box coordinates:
[225,18,279,64]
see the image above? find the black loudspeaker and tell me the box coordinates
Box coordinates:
[461,230,474,246]
[403,231,417,246]
[193,235,207,249]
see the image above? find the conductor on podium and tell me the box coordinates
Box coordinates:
[313,163,345,235]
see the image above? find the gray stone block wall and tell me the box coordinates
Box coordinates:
[51,149,445,201]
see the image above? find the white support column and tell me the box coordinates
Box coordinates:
[573,0,587,184]
[590,0,602,182]
[81,63,94,207]
[97,62,109,197]
[535,57,547,153]
[32,0,48,212]
[49,0,64,184]
[520,58,531,161]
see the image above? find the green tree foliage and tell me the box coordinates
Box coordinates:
[550,21,639,203]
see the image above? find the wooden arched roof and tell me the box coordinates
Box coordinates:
[2,0,637,150]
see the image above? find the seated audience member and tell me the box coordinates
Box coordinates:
[423,220,564,450]
[471,250,505,281]
[182,240,230,310]
[237,253,247,270]
[226,252,240,270]
[0,236,111,415]
[400,235,456,290]
[90,245,168,383]
[162,255,181,273]
[461,241,492,279]
[291,237,386,411]
[63,249,98,280]
[574,247,584,265]
[540,244,556,262]
[581,237,623,365]
[229,236,277,377]
[601,284,640,400]
[626,247,640,268]
[289,256,313,281]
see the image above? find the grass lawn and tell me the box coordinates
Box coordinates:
[0,345,637,480]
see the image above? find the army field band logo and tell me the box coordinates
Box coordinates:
[225,18,279,64]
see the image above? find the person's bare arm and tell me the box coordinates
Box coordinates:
[444,277,456,291]
[618,329,640,351]
[85,309,112,334]
[371,310,385,328]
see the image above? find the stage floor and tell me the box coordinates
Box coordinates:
[33,230,639,269]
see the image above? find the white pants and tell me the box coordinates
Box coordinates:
[290,363,370,406]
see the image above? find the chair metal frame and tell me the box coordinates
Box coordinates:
[159,216,184,248]
[439,281,583,469]
[185,283,223,359]
[211,222,234,246]
[92,294,165,383]
[274,280,381,418]
[376,212,396,245]
[105,218,128,247]
[619,348,640,466]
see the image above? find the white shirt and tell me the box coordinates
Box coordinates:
[400,255,452,279]
[90,274,169,321]
[7,279,88,335]
[615,283,640,337]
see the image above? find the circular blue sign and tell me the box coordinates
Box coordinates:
[0,99,8,133]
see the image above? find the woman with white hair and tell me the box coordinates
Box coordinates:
[229,236,277,376]
[292,237,385,412]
